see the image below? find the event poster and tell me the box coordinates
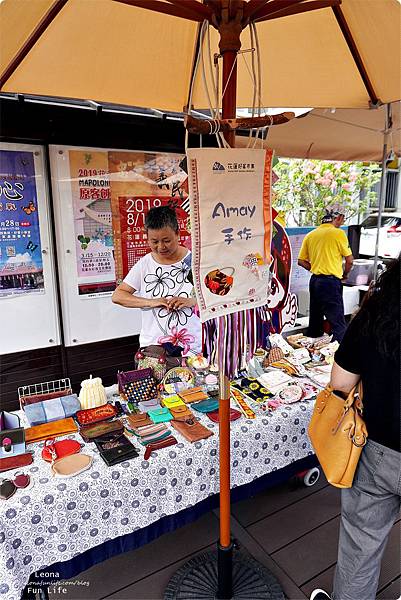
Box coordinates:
[0,150,44,298]
[109,151,189,283]
[67,149,189,296]
[68,150,116,297]
[187,148,273,322]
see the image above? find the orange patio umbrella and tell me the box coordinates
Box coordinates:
[1,2,400,598]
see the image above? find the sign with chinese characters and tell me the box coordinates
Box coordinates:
[69,150,116,297]
[109,151,189,282]
[0,150,44,298]
[187,148,273,322]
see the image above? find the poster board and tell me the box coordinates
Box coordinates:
[0,143,60,354]
[286,227,313,294]
[286,226,349,295]
[49,145,188,346]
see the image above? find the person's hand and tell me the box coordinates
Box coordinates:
[150,297,170,308]
[166,296,196,311]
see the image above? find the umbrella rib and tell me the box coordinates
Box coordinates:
[311,112,386,134]
[251,0,307,21]
[332,4,379,107]
[254,0,341,22]
[0,0,69,90]
[113,0,205,22]
[165,0,213,21]
[243,0,274,22]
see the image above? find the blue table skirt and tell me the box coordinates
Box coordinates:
[25,454,318,595]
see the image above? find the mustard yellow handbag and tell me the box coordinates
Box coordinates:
[308,382,367,489]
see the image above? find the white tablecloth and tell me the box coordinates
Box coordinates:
[0,399,314,599]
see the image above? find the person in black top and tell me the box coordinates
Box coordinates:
[310,256,400,600]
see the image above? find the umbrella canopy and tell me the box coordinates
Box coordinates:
[0,0,400,112]
[236,101,401,161]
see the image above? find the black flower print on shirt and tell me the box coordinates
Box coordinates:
[157,293,193,329]
[169,262,190,285]
[144,267,175,297]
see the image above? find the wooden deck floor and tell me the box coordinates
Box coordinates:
[44,474,400,600]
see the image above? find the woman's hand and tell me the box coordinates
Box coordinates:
[166,296,196,311]
[150,297,170,308]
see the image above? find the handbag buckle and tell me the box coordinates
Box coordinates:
[352,433,367,448]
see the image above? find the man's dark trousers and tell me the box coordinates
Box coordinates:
[308,274,346,342]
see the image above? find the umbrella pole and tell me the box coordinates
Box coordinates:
[216,41,238,600]
[217,371,233,599]
[373,103,391,279]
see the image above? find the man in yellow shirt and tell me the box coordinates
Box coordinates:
[298,204,353,342]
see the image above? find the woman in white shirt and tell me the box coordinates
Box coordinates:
[112,206,201,356]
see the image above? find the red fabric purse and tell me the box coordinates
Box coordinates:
[41,438,82,463]
[0,452,33,473]
[207,408,242,423]
[75,403,117,426]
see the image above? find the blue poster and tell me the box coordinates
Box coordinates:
[0,150,44,297]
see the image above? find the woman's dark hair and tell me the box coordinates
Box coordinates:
[358,255,400,361]
[144,206,179,233]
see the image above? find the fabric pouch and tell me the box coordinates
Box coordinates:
[191,398,219,413]
[170,405,193,421]
[133,423,167,437]
[136,345,183,382]
[117,368,157,404]
[178,387,208,403]
[139,429,172,446]
[148,407,173,424]
[76,403,117,426]
[237,377,274,403]
[0,411,25,458]
[126,413,152,428]
[24,394,81,426]
[25,418,79,444]
[263,347,285,368]
[143,435,177,460]
[171,419,213,443]
[51,454,93,478]
[0,452,33,473]
[79,420,123,442]
[207,408,242,423]
[42,438,81,462]
[138,398,160,413]
[98,444,139,467]
[94,432,132,452]
[161,395,185,409]
[20,388,72,409]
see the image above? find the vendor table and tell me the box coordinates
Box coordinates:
[0,399,316,600]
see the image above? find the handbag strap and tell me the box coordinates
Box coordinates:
[43,438,58,463]
[344,381,363,413]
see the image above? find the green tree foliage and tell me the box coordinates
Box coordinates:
[273,159,381,226]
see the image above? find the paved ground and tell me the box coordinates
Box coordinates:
[36,474,400,600]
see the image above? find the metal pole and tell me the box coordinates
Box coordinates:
[373,103,391,279]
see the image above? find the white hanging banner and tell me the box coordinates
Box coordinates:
[187,148,273,323]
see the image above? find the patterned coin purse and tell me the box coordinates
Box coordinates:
[238,377,274,403]
[117,368,158,405]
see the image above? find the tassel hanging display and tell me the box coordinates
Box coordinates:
[202,305,270,379]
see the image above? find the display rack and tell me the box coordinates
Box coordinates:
[18,378,71,405]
